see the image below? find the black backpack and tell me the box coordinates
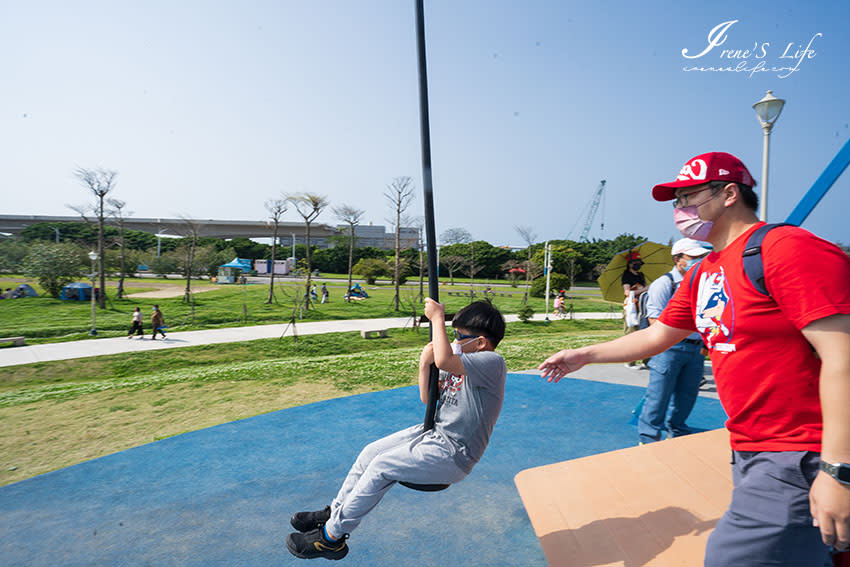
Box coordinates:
[688,222,792,296]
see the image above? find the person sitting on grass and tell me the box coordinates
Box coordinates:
[286,298,507,560]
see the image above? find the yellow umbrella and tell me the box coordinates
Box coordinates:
[597,241,674,303]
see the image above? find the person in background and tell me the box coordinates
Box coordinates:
[637,237,710,444]
[127,307,144,339]
[622,252,648,368]
[151,305,166,340]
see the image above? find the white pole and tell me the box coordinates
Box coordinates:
[89,257,97,335]
[544,242,551,321]
[760,126,771,222]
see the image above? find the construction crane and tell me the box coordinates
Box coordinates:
[568,180,606,241]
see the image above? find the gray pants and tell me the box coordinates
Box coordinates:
[325,424,468,537]
[704,450,832,567]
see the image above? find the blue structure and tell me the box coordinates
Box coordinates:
[0,375,727,566]
[216,257,253,284]
[786,137,850,226]
[59,282,92,301]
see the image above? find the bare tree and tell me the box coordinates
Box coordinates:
[515,225,538,304]
[384,176,415,311]
[465,242,482,295]
[73,167,117,308]
[176,216,201,313]
[440,254,466,285]
[410,216,425,302]
[265,198,288,304]
[333,204,365,303]
[286,192,329,309]
[106,198,131,299]
[440,227,472,246]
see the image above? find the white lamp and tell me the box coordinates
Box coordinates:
[753,90,786,221]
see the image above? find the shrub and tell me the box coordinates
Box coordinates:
[353,258,391,285]
[529,273,572,298]
[517,304,534,323]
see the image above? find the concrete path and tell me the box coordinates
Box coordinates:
[0,311,621,367]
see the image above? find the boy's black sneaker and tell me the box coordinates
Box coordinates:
[286,528,349,560]
[290,506,331,533]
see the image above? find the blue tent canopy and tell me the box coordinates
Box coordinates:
[219,258,252,270]
[60,282,92,301]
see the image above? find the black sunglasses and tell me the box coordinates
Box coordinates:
[452,329,492,342]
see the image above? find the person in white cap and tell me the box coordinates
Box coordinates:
[539,151,850,566]
[636,237,710,445]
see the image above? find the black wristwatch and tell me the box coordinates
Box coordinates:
[819,460,850,485]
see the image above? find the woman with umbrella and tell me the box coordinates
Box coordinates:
[621,252,647,300]
[621,252,649,368]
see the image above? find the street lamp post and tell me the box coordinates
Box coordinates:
[544,242,552,322]
[156,229,169,257]
[88,250,99,336]
[753,90,786,221]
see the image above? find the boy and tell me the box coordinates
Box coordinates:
[286,298,507,560]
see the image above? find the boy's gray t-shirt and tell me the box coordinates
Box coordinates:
[434,350,506,472]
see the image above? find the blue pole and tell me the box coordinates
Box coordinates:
[785,138,850,226]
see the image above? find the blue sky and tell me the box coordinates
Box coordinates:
[2,0,848,247]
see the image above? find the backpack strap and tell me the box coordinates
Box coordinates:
[688,258,704,288]
[663,271,679,293]
[742,223,792,296]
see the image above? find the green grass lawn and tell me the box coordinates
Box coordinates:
[0,319,621,486]
[0,276,616,344]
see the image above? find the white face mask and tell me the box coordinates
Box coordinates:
[451,338,475,355]
[684,257,701,270]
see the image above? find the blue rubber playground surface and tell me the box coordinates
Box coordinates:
[0,373,727,566]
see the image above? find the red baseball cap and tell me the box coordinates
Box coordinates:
[652,152,757,201]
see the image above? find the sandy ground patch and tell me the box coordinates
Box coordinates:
[127,285,218,298]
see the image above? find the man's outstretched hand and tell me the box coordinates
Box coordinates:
[538,349,589,383]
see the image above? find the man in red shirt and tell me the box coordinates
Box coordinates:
[539,152,850,566]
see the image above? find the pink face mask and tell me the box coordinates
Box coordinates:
[674,206,713,240]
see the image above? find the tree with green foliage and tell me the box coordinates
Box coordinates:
[0,238,29,273]
[194,244,236,277]
[150,253,178,278]
[23,242,84,297]
[438,241,511,280]
[353,257,391,285]
[224,237,270,260]
[529,273,572,298]
[21,221,158,251]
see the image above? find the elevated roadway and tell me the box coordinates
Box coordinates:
[0,214,337,241]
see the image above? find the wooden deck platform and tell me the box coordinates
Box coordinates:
[515,428,732,567]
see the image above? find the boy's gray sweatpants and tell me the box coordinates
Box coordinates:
[325,424,469,537]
